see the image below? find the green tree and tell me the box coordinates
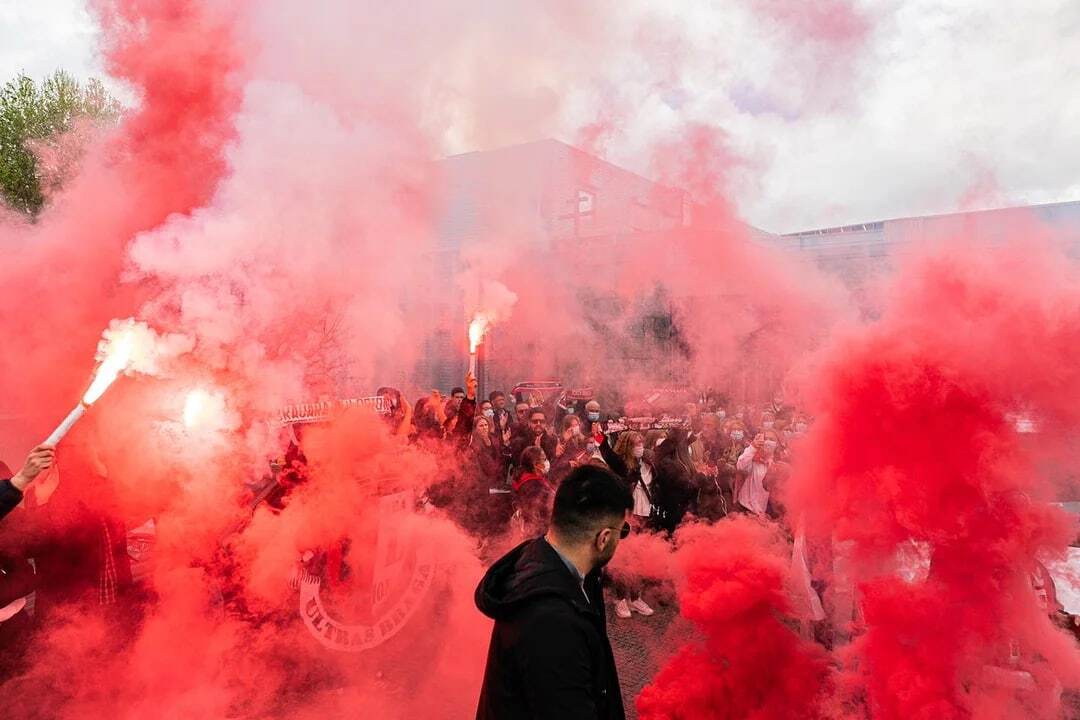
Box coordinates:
[0,70,121,217]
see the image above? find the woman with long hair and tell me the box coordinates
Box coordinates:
[550,414,587,482]
[652,428,699,534]
[600,431,656,619]
[511,446,554,539]
[734,429,782,516]
[469,415,502,485]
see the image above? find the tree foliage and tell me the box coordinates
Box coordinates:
[0,70,121,217]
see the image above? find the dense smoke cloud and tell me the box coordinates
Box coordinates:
[637,519,832,719]
[2,1,1080,719]
[636,219,1080,719]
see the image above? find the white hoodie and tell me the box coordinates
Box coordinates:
[736,444,771,515]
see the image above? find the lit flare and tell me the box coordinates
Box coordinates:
[468,313,492,354]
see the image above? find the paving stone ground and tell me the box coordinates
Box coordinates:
[606,591,686,720]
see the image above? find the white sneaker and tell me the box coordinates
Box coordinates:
[630,598,654,616]
[614,598,632,619]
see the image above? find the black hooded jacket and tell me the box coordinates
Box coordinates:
[474,537,625,720]
[0,478,22,522]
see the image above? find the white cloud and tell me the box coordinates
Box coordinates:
[3,0,1078,233]
[0,1,104,84]
[586,0,1080,232]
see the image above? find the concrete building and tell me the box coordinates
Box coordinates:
[417,138,1080,398]
[766,200,1080,295]
[419,139,694,394]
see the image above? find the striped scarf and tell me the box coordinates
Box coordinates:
[99,520,119,606]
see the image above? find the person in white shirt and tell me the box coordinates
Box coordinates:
[735,430,780,516]
[598,431,656,620]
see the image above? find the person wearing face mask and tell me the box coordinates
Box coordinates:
[470,416,502,485]
[716,420,749,511]
[512,446,555,539]
[475,464,633,720]
[581,399,605,437]
[599,431,656,619]
[735,430,781,516]
[552,415,588,482]
[758,411,776,433]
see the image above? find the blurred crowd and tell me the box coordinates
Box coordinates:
[3,367,1075,682]
[375,374,808,621]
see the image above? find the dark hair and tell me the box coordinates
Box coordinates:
[376,387,402,416]
[529,408,546,420]
[489,390,505,402]
[655,427,694,477]
[520,445,545,473]
[451,386,465,397]
[551,465,632,541]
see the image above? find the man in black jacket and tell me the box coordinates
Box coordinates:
[508,407,559,472]
[475,464,633,720]
[1,445,55,522]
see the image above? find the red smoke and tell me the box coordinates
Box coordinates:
[635,219,1080,718]
[786,222,1080,718]
[637,519,832,719]
[3,1,1079,719]
[0,0,242,456]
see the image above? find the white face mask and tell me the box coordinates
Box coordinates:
[632,445,645,459]
[716,410,726,420]
[763,440,779,453]
[731,431,744,441]
[541,460,550,474]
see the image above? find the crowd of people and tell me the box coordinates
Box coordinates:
[379,373,810,621]
[3,371,1079,717]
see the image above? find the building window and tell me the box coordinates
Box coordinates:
[577,190,594,215]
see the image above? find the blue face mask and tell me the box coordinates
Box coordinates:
[587,412,601,422]
[482,408,494,419]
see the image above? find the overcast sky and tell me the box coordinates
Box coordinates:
[3,0,1078,233]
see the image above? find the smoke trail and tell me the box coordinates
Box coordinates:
[784,221,1080,718]
[0,0,243,455]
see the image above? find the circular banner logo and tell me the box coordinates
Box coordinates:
[297,491,437,652]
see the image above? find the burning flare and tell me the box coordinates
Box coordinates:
[83,329,136,404]
[44,318,188,446]
[468,313,492,354]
